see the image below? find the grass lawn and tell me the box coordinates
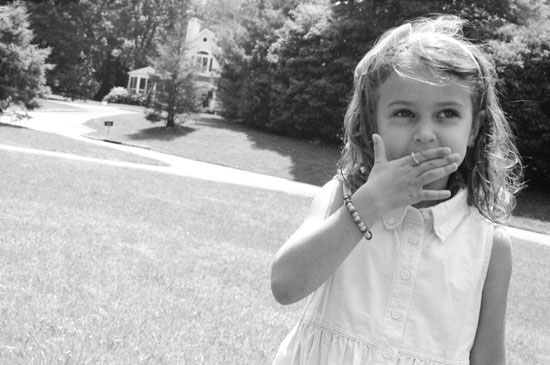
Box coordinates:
[85,112,341,187]
[0,151,306,363]
[0,123,166,167]
[85,108,550,234]
[0,148,548,364]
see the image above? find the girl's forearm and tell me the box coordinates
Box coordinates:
[271,201,380,305]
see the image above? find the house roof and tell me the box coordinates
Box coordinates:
[185,28,215,46]
[128,66,154,77]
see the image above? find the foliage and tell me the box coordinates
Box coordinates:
[0,2,51,112]
[217,0,517,142]
[102,86,147,106]
[148,20,196,127]
[215,0,550,182]
[215,0,291,130]
[489,18,550,185]
[4,0,548,180]
[267,3,342,141]
[26,0,101,99]
[25,0,194,101]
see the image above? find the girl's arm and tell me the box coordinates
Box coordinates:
[271,135,460,305]
[470,226,513,365]
[270,178,376,305]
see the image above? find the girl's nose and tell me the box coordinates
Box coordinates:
[413,120,436,144]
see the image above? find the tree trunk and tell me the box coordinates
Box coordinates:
[166,111,175,127]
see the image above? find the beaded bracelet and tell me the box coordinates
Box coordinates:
[343,193,373,240]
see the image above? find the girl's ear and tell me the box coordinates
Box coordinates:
[469,111,484,146]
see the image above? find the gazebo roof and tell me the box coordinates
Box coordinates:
[128,66,154,77]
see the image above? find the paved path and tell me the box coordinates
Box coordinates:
[0,101,320,197]
[0,143,320,197]
[1,100,548,246]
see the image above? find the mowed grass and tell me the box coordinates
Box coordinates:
[85,112,341,187]
[0,148,549,364]
[0,151,305,364]
[84,109,550,234]
[0,123,165,167]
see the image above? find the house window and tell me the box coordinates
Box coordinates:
[128,76,149,95]
[195,51,212,73]
[139,78,147,91]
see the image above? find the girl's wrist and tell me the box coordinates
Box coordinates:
[351,184,385,227]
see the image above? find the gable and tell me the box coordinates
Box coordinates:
[185,29,216,53]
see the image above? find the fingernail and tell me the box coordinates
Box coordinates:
[447,153,460,161]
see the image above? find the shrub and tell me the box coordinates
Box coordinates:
[102,87,147,106]
[144,109,163,122]
[490,23,550,185]
[102,87,129,103]
[0,3,51,112]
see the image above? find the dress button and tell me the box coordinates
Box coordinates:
[400,270,411,280]
[388,216,396,224]
[391,310,402,320]
[408,235,419,244]
[383,348,393,359]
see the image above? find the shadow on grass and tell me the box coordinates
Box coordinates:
[514,184,550,221]
[126,125,196,142]
[35,99,87,112]
[191,114,341,186]
[0,122,26,129]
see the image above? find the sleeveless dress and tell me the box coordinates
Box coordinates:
[273,189,494,365]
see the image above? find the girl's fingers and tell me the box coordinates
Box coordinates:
[416,153,461,175]
[417,189,452,202]
[410,147,452,165]
[372,134,387,164]
[418,162,459,186]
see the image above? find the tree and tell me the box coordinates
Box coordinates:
[488,5,550,185]
[26,0,194,101]
[217,0,515,142]
[268,3,341,141]
[26,0,103,99]
[147,20,196,128]
[215,0,290,128]
[0,2,51,112]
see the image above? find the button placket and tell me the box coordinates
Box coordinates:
[391,310,402,320]
[408,234,419,245]
[400,270,411,280]
[374,343,398,364]
[379,212,425,345]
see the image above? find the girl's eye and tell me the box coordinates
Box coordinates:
[393,109,414,118]
[438,109,459,118]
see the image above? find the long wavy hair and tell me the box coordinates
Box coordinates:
[338,15,523,223]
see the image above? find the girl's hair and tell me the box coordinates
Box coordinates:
[338,15,523,223]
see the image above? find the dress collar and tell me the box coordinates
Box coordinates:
[381,190,469,241]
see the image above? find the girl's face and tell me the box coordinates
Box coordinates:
[375,71,479,190]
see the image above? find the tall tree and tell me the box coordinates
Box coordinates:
[0,2,51,112]
[489,0,550,184]
[26,0,104,99]
[215,0,290,127]
[147,6,196,127]
[26,0,194,100]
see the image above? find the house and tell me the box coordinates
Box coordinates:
[127,66,154,95]
[126,18,221,112]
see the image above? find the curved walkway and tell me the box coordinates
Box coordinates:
[1,100,548,246]
[0,101,320,197]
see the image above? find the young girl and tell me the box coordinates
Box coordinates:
[271,15,523,365]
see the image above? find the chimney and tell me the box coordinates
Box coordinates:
[186,18,200,42]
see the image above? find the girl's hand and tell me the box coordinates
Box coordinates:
[354,134,460,214]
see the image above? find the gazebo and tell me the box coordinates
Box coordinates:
[127,66,154,95]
